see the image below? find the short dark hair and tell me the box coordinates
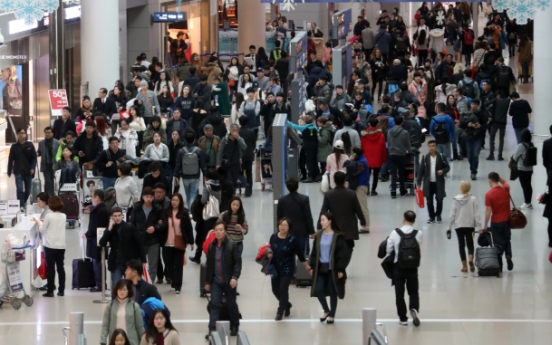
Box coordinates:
[118,162,132,176]
[126,259,143,276]
[44,126,53,133]
[369,118,379,127]
[285,178,299,192]
[108,136,119,144]
[65,130,75,138]
[93,189,105,202]
[381,105,390,113]
[63,106,72,113]
[395,115,404,125]
[404,210,416,223]
[510,91,520,98]
[113,279,134,299]
[436,102,446,112]
[488,172,500,183]
[111,206,123,215]
[333,171,346,186]
[246,87,255,94]
[199,74,208,81]
[471,99,481,105]
[100,88,108,95]
[184,130,196,144]
[142,186,154,197]
[427,139,437,146]
[189,66,197,75]
[214,220,227,231]
[153,182,166,191]
[238,115,249,126]
[16,127,26,134]
[85,121,96,128]
[249,45,256,50]
[455,87,464,96]
[343,116,353,127]
[149,162,162,173]
[352,146,363,156]
[463,69,471,77]
[48,196,64,212]
[86,180,95,187]
[36,192,49,203]
[206,168,219,180]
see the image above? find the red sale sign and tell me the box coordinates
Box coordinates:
[48,89,69,116]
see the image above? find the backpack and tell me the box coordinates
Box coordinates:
[181,146,200,175]
[522,143,537,166]
[141,297,171,329]
[396,35,407,52]
[461,80,476,99]
[497,66,511,88]
[432,120,449,144]
[463,29,474,45]
[395,228,421,269]
[327,127,336,145]
[408,121,423,149]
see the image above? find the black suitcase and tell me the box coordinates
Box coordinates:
[72,258,96,290]
[200,263,208,297]
[295,256,312,288]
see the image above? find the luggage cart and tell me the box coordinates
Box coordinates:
[405,153,416,195]
[257,146,273,191]
[0,243,34,310]
[55,169,82,228]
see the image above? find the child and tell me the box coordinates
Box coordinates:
[353,38,363,60]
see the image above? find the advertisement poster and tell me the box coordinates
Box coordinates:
[0,65,24,143]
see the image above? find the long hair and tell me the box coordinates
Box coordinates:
[235,92,245,112]
[341,132,352,155]
[320,212,342,233]
[167,193,186,219]
[95,115,107,136]
[108,329,131,345]
[223,196,245,225]
[417,29,427,46]
[144,308,177,343]
[240,73,251,88]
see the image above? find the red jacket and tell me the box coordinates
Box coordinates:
[361,126,387,168]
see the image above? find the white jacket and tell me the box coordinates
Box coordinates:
[387,225,423,263]
[39,212,67,249]
[448,194,483,230]
[429,29,446,54]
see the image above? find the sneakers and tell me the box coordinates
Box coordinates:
[520,203,533,210]
[436,215,442,223]
[175,290,181,294]
[470,174,477,180]
[486,155,495,161]
[359,228,370,234]
[370,191,378,196]
[410,309,420,327]
[399,320,408,326]
[427,219,435,224]
[507,258,514,271]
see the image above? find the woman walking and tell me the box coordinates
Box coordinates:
[33,196,66,297]
[218,196,248,254]
[326,140,349,189]
[100,279,144,345]
[513,129,535,209]
[140,308,180,345]
[269,218,310,320]
[309,212,352,323]
[446,181,482,272]
[164,193,194,293]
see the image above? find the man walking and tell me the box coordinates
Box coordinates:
[37,127,59,197]
[217,124,248,191]
[485,90,510,161]
[345,147,371,233]
[430,103,455,163]
[483,172,513,271]
[174,131,206,208]
[238,116,257,197]
[386,210,422,326]
[460,100,487,180]
[508,92,532,144]
[95,137,127,189]
[387,115,411,198]
[85,190,110,292]
[8,128,37,207]
[417,140,450,223]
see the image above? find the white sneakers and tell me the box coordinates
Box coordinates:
[410,309,420,327]
[520,203,533,210]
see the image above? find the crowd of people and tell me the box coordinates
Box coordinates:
[6,3,551,344]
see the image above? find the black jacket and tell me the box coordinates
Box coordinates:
[53,118,77,140]
[165,118,189,140]
[143,173,171,192]
[319,186,366,240]
[238,127,256,162]
[72,131,104,164]
[198,113,228,139]
[277,192,315,237]
[417,152,450,201]
[7,141,37,176]
[485,97,511,124]
[459,109,488,140]
[95,148,127,178]
[205,237,242,285]
[133,279,161,306]
[129,201,166,246]
[85,203,110,260]
[316,107,345,129]
[162,209,194,245]
[543,138,552,172]
[99,221,146,271]
[509,99,532,129]
[93,97,118,119]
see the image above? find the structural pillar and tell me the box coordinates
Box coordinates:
[237,1,266,55]
[81,0,120,95]
[533,9,552,136]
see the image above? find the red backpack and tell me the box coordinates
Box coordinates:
[464,29,474,45]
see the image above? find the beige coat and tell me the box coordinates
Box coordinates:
[140,329,181,345]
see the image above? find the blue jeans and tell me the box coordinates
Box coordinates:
[102,176,118,190]
[208,280,240,331]
[181,178,199,209]
[110,262,126,290]
[315,271,338,317]
[514,127,526,144]
[15,173,32,207]
[437,143,451,163]
[465,136,483,174]
[490,221,512,264]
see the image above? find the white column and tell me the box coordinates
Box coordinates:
[237,1,266,54]
[81,0,120,94]
[533,8,552,136]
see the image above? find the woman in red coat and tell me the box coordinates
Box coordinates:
[360,118,387,196]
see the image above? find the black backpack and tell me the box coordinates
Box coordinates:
[408,122,423,149]
[432,120,449,144]
[522,142,537,166]
[461,80,476,99]
[396,35,407,52]
[497,66,511,88]
[395,228,421,269]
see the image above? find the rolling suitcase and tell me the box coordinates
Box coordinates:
[200,263,208,297]
[295,256,312,287]
[474,232,501,277]
[60,193,80,221]
[30,165,41,204]
[72,258,96,289]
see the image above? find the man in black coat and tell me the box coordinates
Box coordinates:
[72,121,104,169]
[99,207,145,289]
[316,103,345,129]
[319,172,366,249]
[277,178,315,255]
[95,137,127,189]
[85,190,111,292]
[125,259,161,305]
[53,107,76,140]
[93,88,118,120]
[238,116,257,197]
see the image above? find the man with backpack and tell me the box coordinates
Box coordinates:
[174,131,206,209]
[394,29,410,58]
[417,140,450,223]
[485,90,510,161]
[386,210,422,326]
[493,57,515,95]
[430,103,456,163]
[457,70,480,101]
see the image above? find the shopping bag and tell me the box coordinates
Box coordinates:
[320,173,330,194]
[142,263,150,283]
[202,230,216,254]
[416,187,425,208]
[549,250,552,263]
[38,252,47,279]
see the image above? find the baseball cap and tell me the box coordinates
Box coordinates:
[257,67,264,73]
[252,81,259,88]
[334,140,344,150]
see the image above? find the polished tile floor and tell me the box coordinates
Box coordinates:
[0,20,550,345]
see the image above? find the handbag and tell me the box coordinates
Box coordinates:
[171,214,187,251]
[508,194,527,229]
[508,156,518,180]
[38,252,47,279]
[538,192,549,205]
[318,262,330,273]
[83,160,96,171]
[228,79,236,88]
[416,186,425,208]
[320,173,330,194]
[202,185,220,220]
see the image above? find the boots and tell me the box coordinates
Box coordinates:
[461,261,468,273]
[468,254,475,272]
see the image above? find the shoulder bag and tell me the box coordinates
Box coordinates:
[171,213,187,250]
[508,193,527,229]
[202,185,220,220]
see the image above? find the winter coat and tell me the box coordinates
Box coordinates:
[330,93,352,112]
[388,126,411,156]
[434,83,456,104]
[317,122,334,163]
[430,114,456,142]
[428,28,446,53]
[518,41,533,63]
[485,97,511,124]
[361,127,387,168]
[205,237,242,285]
[448,194,482,230]
[309,231,351,299]
[143,125,168,146]
[129,201,167,246]
[85,203,110,260]
[212,81,231,116]
[375,29,392,55]
[72,131,104,164]
[361,27,375,49]
[417,152,450,200]
[198,113,228,140]
[509,99,532,129]
[326,153,349,189]
[408,80,428,118]
[100,299,144,345]
[99,221,145,272]
[319,186,366,240]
